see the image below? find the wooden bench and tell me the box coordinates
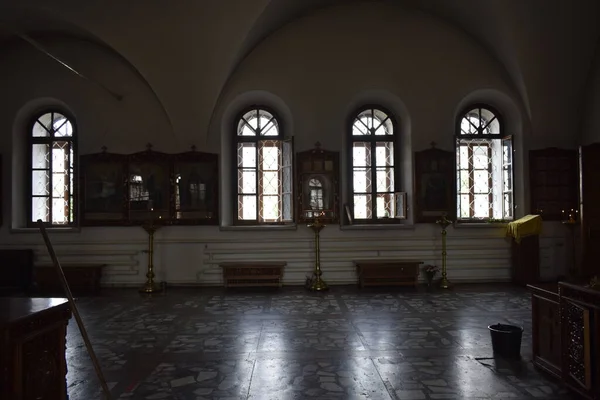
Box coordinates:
[219,261,285,288]
[354,259,423,288]
[34,264,105,295]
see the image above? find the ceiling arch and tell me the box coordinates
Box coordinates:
[0,0,597,147]
[223,0,531,122]
[0,3,175,136]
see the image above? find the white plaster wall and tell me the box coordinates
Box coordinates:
[0,3,571,287]
[0,37,175,154]
[210,2,521,152]
[0,222,568,286]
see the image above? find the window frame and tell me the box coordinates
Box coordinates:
[26,109,78,228]
[346,105,401,224]
[454,103,514,222]
[232,105,293,226]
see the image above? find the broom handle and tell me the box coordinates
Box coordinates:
[37,220,113,400]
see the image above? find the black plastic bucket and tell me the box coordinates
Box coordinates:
[488,324,523,359]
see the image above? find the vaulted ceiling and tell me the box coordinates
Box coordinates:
[0,0,599,143]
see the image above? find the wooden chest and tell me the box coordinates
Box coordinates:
[220,261,285,288]
[354,259,423,288]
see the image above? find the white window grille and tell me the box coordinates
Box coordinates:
[456,106,513,221]
[349,107,398,222]
[29,111,76,226]
[236,108,293,224]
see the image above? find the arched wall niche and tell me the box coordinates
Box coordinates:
[219,90,294,226]
[455,88,526,138]
[342,89,414,224]
[0,34,174,230]
[9,97,76,229]
[454,88,527,219]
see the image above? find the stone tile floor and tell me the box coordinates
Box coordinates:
[65,284,575,400]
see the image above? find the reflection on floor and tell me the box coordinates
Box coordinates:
[66,284,573,399]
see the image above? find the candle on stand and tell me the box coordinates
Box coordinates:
[562,208,579,223]
[568,208,578,223]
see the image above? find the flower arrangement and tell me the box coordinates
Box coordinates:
[422,265,439,287]
[422,265,439,274]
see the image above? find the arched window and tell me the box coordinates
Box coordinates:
[235,107,293,224]
[348,106,399,222]
[456,105,513,220]
[28,110,77,226]
[308,177,323,210]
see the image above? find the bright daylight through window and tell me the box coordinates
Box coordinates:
[29,111,76,226]
[236,108,293,224]
[456,106,513,221]
[350,108,397,222]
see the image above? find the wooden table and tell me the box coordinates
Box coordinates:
[220,261,286,288]
[354,259,423,288]
[0,297,72,400]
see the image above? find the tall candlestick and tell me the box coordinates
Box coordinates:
[436,214,452,289]
[139,221,161,294]
[307,212,328,291]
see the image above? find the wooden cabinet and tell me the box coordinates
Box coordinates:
[529,148,578,220]
[559,282,600,399]
[354,259,423,287]
[528,283,561,378]
[529,282,600,399]
[579,143,600,278]
[296,144,340,224]
[0,297,72,400]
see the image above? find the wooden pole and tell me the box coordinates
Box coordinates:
[37,220,113,400]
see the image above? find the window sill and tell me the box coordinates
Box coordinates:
[220,224,298,232]
[341,223,415,231]
[10,227,81,234]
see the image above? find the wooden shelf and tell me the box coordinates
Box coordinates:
[529,148,578,221]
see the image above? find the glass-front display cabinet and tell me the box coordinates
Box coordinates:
[296,143,340,223]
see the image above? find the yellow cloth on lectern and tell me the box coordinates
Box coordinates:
[505,214,543,243]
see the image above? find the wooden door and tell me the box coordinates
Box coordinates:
[579,143,600,278]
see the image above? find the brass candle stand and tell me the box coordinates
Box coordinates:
[140,219,162,294]
[308,216,328,291]
[436,214,452,289]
